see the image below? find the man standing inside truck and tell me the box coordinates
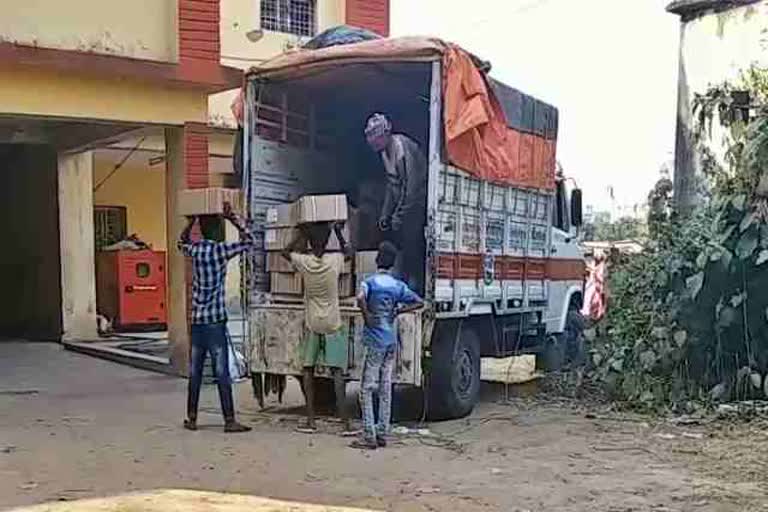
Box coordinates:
[352,241,424,450]
[179,202,253,434]
[283,222,353,434]
[365,113,428,294]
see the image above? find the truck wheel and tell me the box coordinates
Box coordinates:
[541,309,585,372]
[563,309,587,367]
[427,326,481,420]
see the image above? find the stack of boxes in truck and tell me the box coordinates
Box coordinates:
[264,194,355,297]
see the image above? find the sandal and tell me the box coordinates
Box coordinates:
[349,439,378,450]
[295,424,318,434]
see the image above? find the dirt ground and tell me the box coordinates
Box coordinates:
[0,342,766,512]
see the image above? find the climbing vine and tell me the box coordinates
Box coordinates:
[590,67,768,412]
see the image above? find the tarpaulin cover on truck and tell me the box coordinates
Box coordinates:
[247,37,556,191]
[302,25,382,50]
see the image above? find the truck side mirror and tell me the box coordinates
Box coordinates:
[570,188,583,227]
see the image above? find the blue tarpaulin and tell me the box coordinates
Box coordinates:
[302,25,382,50]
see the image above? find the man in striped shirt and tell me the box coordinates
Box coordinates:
[179,202,253,433]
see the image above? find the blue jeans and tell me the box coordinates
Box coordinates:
[187,322,235,422]
[359,345,396,442]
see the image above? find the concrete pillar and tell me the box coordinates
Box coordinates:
[165,123,211,375]
[671,23,701,216]
[165,127,191,375]
[58,151,98,341]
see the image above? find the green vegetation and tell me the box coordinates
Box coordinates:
[589,68,768,412]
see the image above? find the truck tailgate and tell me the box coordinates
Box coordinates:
[248,305,423,385]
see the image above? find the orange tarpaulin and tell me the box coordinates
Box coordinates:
[248,37,556,191]
[442,45,554,190]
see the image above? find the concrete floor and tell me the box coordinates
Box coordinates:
[0,342,765,511]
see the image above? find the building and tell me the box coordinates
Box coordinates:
[667,0,768,212]
[0,0,390,375]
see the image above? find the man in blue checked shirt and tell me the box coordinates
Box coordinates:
[178,202,253,433]
[351,241,423,450]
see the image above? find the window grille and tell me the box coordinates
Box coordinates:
[261,0,316,37]
[94,206,127,250]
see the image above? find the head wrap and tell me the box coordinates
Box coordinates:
[364,113,392,138]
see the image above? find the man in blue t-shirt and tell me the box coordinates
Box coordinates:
[352,241,423,450]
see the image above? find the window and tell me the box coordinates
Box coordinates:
[553,182,570,231]
[261,0,316,37]
[94,206,127,250]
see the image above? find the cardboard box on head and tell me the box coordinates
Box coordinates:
[296,194,348,224]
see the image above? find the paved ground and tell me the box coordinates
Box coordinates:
[0,342,766,511]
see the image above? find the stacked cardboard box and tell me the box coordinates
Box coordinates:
[266,252,351,273]
[270,271,303,295]
[355,250,379,293]
[265,194,352,297]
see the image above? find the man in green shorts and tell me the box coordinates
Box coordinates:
[283,221,352,433]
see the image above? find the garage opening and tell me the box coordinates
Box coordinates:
[0,144,62,340]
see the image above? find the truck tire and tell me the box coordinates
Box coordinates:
[427,326,481,420]
[564,309,587,367]
[541,309,585,372]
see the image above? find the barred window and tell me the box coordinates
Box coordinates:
[261,0,316,37]
[94,206,127,250]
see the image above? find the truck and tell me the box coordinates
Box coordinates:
[241,37,585,419]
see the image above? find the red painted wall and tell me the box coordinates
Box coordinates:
[178,0,221,63]
[183,122,210,189]
[346,0,390,36]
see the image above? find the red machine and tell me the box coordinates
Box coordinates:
[96,250,167,330]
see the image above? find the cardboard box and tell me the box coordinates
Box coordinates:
[270,271,354,296]
[266,203,297,228]
[339,273,355,298]
[267,251,352,273]
[265,224,350,252]
[270,272,303,295]
[266,252,295,272]
[178,188,242,216]
[264,227,301,251]
[296,194,348,224]
[355,250,379,275]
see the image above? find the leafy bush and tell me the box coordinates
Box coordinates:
[590,68,768,412]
